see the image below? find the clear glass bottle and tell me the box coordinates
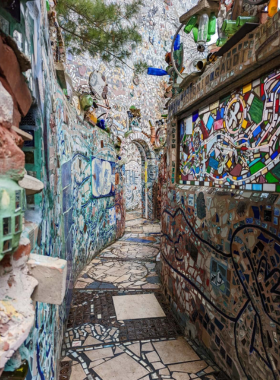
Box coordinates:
[197,13,209,44]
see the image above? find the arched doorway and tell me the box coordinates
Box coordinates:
[125,144,142,212]
[121,132,158,220]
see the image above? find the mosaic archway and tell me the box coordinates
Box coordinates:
[121,132,158,220]
[125,145,142,211]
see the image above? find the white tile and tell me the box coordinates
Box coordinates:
[153,338,200,365]
[83,336,101,346]
[85,347,114,361]
[152,361,165,370]
[89,359,105,368]
[173,372,191,380]
[168,360,208,373]
[142,342,153,351]
[129,342,141,357]
[94,353,148,380]
[113,294,166,320]
[69,363,86,380]
[146,351,161,363]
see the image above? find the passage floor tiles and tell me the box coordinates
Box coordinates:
[61,214,228,380]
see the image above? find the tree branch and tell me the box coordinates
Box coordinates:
[63,4,111,31]
[59,25,135,71]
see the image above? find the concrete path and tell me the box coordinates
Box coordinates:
[60,211,226,380]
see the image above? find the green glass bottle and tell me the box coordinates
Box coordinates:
[1,360,29,379]
[207,34,211,42]
[184,15,198,34]
[236,16,259,26]
[80,94,93,111]
[208,12,216,35]
[192,25,198,43]
[222,20,239,36]
[216,37,228,46]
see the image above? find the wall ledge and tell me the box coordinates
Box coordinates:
[27,254,67,305]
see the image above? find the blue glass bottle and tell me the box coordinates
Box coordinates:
[97,119,106,129]
[147,68,168,76]
[174,34,180,50]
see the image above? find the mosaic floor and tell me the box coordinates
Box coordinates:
[125,209,142,221]
[60,211,228,380]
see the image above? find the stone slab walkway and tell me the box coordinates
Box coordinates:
[60,211,228,380]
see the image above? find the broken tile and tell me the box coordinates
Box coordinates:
[94,353,149,380]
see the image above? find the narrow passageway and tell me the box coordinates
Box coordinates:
[60,213,227,380]
[1,0,280,377]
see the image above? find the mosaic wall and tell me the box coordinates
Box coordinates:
[125,147,142,211]
[161,183,280,380]
[0,1,125,378]
[168,10,280,119]
[64,0,197,137]
[163,58,280,380]
[179,69,280,192]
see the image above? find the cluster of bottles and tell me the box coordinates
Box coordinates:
[184,12,216,45]
[217,15,258,45]
[184,0,277,49]
[218,0,278,45]
[147,34,181,76]
[147,1,279,77]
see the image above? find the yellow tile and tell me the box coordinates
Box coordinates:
[243,83,252,93]
[227,160,232,168]
[242,119,247,129]
[233,176,237,180]
[262,168,268,174]
[210,101,219,111]
[265,154,269,159]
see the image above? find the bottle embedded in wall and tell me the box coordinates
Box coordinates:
[197,13,209,44]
